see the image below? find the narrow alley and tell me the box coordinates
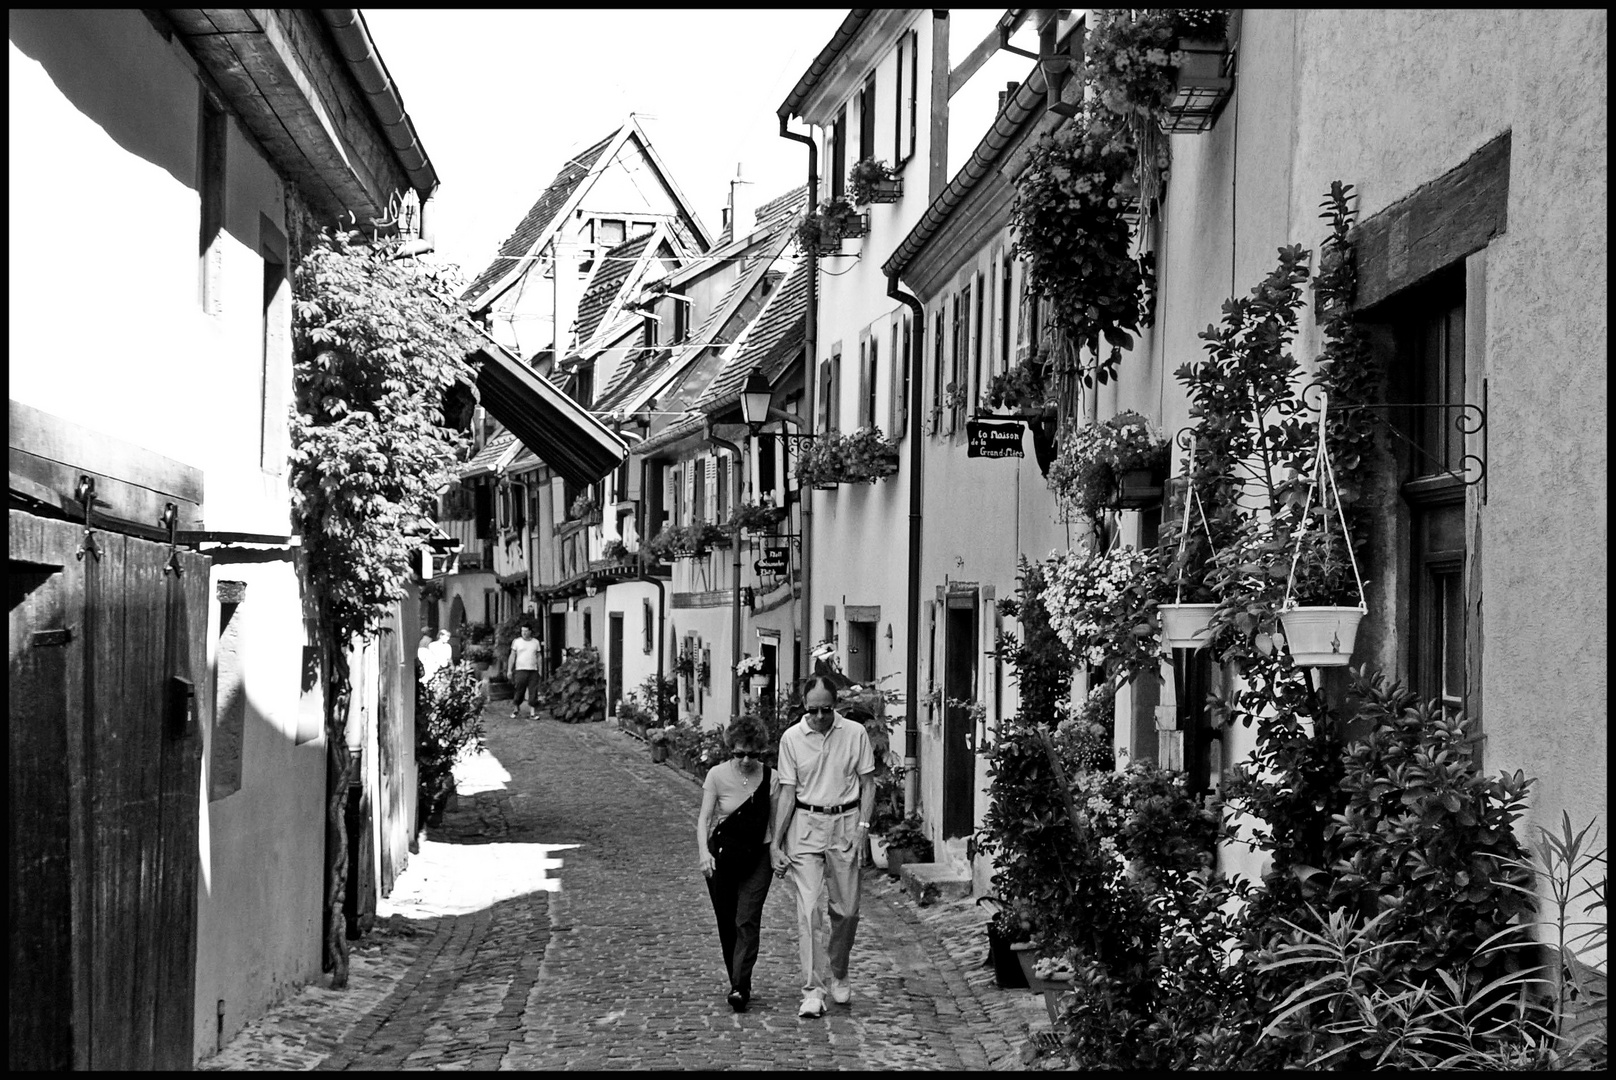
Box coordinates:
[202,707,1044,1071]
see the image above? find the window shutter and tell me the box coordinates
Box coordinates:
[907,29,919,160]
[868,334,879,434]
[705,457,717,522]
[893,33,905,165]
[860,71,876,162]
[891,314,908,438]
[858,338,871,429]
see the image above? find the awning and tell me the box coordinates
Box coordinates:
[468,341,627,489]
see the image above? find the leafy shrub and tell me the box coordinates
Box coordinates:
[883,815,932,861]
[543,646,604,723]
[417,661,485,823]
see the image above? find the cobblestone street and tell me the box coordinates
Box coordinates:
[203,707,1048,1070]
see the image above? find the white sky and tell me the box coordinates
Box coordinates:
[361,9,1038,282]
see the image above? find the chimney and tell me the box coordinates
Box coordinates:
[727,163,759,239]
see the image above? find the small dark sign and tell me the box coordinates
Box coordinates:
[755,547,790,575]
[966,419,1025,458]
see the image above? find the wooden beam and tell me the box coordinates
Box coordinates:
[948,17,1014,100]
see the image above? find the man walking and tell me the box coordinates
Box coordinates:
[507,623,543,719]
[769,676,875,1018]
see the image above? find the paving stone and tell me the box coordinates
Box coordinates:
[200,705,1050,1069]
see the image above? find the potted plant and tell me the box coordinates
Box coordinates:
[794,197,865,255]
[646,725,670,763]
[983,356,1053,415]
[839,427,901,482]
[735,652,765,694]
[568,490,600,522]
[1276,515,1368,668]
[1046,411,1170,520]
[1009,101,1156,390]
[726,499,787,535]
[673,645,697,682]
[793,430,848,489]
[977,896,1033,989]
[1086,8,1233,135]
[1156,477,1222,649]
[847,157,902,205]
[882,814,931,879]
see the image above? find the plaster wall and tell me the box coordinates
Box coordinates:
[8,10,333,1061]
[1147,9,1606,878]
[807,11,941,723]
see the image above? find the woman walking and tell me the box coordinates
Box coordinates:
[695,714,778,1012]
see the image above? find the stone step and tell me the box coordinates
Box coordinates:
[898,861,973,906]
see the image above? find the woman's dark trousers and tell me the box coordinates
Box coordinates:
[705,849,773,999]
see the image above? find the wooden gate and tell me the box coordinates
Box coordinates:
[10,509,208,1070]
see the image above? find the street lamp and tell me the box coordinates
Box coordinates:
[739,370,773,437]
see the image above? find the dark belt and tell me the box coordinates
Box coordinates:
[795,799,860,815]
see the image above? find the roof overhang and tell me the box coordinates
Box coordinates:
[468,342,627,489]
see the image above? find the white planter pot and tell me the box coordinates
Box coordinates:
[868,832,890,870]
[1158,603,1217,649]
[1279,605,1366,667]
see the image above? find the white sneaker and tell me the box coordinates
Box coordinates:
[798,992,826,1018]
[828,976,852,1004]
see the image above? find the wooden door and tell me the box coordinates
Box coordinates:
[10,510,208,1070]
[942,597,978,839]
[607,613,624,712]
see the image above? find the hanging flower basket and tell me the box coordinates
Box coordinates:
[1278,604,1366,668]
[1158,602,1217,650]
[1161,37,1234,134]
[1113,465,1166,509]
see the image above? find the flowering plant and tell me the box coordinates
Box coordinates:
[735,654,766,677]
[794,431,848,488]
[1087,8,1230,121]
[839,426,901,482]
[1009,103,1156,390]
[646,726,671,746]
[568,491,599,521]
[1043,545,1164,679]
[794,198,863,252]
[1047,411,1170,521]
[644,519,725,560]
[983,356,1053,413]
[847,157,900,207]
[1054,685,1117,773]
[726,498,787,534]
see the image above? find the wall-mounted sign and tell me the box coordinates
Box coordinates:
[966,419,1025,458]
[755,547,790,575]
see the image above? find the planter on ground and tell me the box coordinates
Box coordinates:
[1159,602,1217,649]
[868,832,890,870]
[651,743,669,764]
[988,925,1030,989]
[1278,604,1366,667]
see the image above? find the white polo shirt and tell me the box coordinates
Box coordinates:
[776,711,875,808]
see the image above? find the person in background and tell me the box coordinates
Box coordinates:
[507,623,543,719]
[769,676,875,1018]
[420,629,450,681]
[696,713,778,1013]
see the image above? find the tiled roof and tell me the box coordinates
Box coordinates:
[461,129,618,307]
[594,345,671,415]
[697,257,808,411]
[573,232,653,346]
[459,430,517,478]
[753,185,809,235]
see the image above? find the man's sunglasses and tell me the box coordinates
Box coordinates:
[806,706,836,715]
[732,749,764,760]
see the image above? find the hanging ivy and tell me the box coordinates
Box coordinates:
[289,228,478,987]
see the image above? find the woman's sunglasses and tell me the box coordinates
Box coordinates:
[732,749,764,760]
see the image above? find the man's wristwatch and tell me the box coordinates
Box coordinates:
[857,821,869,829]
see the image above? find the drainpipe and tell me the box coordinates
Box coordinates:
[778,113,818,690]
[889,272,926,816]
[707,427,746,714]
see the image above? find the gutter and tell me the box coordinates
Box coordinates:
[319,9,439,197]
[888,272,926,816]
[777,114,819,691]
[776,10,876,124]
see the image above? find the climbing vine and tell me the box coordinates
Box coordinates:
[290,228,477,986]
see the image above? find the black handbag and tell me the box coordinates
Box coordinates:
[710,765,769,866]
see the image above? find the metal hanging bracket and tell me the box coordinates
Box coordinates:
[160,502,183,576]
[74,475,102,562]
[1301,380,1488,498]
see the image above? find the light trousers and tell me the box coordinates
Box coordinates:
[786,809,862,997]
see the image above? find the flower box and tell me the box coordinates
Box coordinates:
[839,212,869,239]
[1158,602,1217,649]
[1112,466,1166,509]
[865,178,903,203]
[1161,38,1233,134]
[1278,604,1365,668]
